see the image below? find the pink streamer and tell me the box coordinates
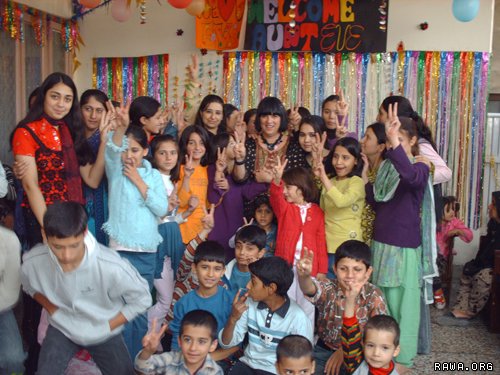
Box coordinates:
[259,53,266,100]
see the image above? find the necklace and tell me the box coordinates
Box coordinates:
[262,133,283,151]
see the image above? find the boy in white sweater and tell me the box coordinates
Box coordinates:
[21,201,152,375]
[0,224,25,374]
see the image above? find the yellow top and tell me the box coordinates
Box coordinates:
[320,175,365,253]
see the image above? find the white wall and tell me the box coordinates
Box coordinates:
[386,0,494,52]
[73,0,495,264]
[74,0,495,92]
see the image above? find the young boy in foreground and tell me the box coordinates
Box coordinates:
[297,240,387,375]
[275,334,315,375]
[135,310,223,375]
[21,202,151,375]
[343,293,400,375]
[220,256,313,375]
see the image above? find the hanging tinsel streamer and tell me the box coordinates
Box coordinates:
[93,54,169,105]
[220,51,490,228]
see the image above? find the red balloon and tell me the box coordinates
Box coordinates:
[79,0,101,9]
[167,0,193,9]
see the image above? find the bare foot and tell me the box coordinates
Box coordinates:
[451,309,471,319]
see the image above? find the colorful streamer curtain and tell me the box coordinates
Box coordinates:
[93,54,169,105]
[222,51,490,229]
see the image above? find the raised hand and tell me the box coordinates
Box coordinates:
[172,100,186,134]
[360,152,370,184]
[288,105,301,132]
[184,154,195,178]
[242,217,255,227]
[99,106,115,142]
[141,318,168,357]
[234,112,246,141]
[233,130,246,162]
[271,157,288,184]
[297,247,314,277]
[201,203,215,231]
[216,147,228,173]
[187,54,200,83]
[337,89,349,116]
[385,102,400,147]
[229,289,249,323]
[107,100,130,130]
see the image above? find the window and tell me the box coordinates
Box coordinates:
[0,19,68,165]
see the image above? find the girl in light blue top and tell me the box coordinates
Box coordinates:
[103,103,168,359]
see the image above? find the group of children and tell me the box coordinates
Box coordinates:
[0,70,476,375]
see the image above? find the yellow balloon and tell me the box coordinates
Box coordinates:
[186,0,205,16]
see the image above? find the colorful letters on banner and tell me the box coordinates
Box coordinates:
[244,0,388,53]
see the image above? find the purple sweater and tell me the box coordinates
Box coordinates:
[365,145,429,248]
[207,164,268,260]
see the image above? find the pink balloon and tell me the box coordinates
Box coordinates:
[168,0,193,10]
[186,0,205,16]
[111,0,132,22]
[79,0,101,8]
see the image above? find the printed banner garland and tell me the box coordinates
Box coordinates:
[93,54,169,105]
[222,51,490,229]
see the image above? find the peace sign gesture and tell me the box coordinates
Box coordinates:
[337,89,349,116]
[234,112,246,141]
[297,247,314,277]
[233,130,247,162]
[201,203,215,232]
[384,102,401,148]
[288,105,301,132]
[140,318,168,358]
[99,104,116,142]
[106,100,130,131]
[184,154,195,177]
[271,157,288,184]
[242,217,255,227]
[216,147,228,173]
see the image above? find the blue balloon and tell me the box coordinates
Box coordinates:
[452,0,480,22]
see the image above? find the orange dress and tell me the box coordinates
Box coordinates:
[177,164,208,243]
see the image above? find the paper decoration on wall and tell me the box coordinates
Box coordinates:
[93,54,169,104]
[222,51,490,229]
[195,0,246,50]
[244,0,388,53]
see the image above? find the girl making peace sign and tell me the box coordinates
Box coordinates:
[365,103,437,370]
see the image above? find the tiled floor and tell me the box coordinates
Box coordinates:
[411,267,500,374]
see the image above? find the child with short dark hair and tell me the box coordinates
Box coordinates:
[169,241,234,352]
[21,202,151,375]
[220,256,313,375]
[135,310,223,374]
[297,240,387,375]
[224,225,266,292]
[275,335,315,375]
[343,309,400,374]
